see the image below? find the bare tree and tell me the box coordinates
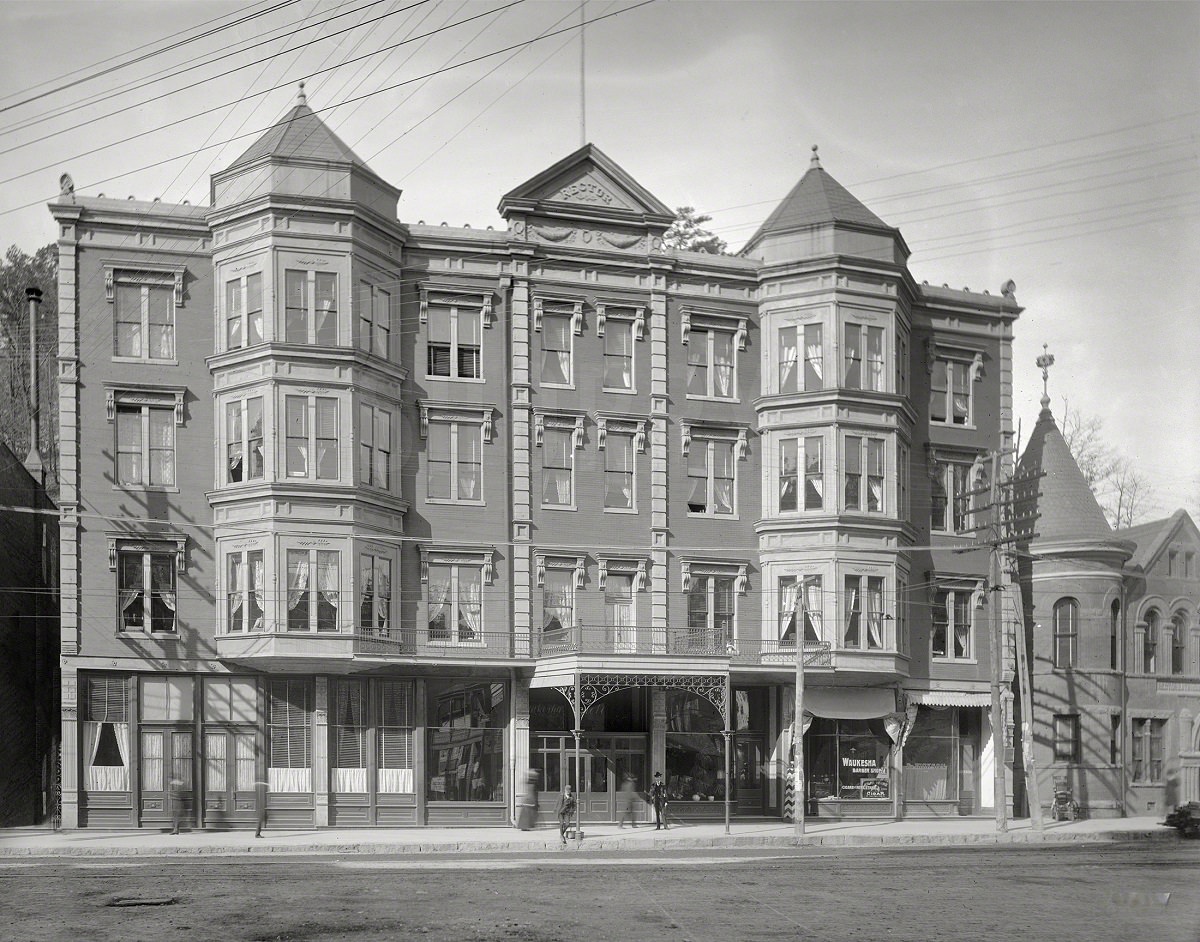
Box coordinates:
[1058,398,1116,487]
[1102,457,1154,530]
[1056,399,1153,529]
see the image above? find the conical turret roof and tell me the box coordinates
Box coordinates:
[228,84,369,170]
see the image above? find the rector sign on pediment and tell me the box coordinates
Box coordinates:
[533,167,639,212]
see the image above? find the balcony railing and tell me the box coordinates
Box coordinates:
[217,627,526,661]
[531,624,834,667]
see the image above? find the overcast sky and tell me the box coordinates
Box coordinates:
[2,0,1196,518]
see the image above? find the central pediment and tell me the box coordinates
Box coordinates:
[499,143,674,228]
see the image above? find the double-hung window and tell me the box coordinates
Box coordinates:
[358,283,391,358]
[931,461,974,534]
[930,354,978,426]
[1053,598,1078,669]
[844,437,885,513]
[604,430,635,510]
[428,305,481,379]
[603,320,634,391]
[284,269,338,346]
[687,436,736,516]
[359,553,392,635]
[358,404,393,491]
[225,397,264,484]
[541,312,573,386]
[779,575,823,645]
[1053,714,1081,764]
[844,323,884,391]
[116,403,175,487]
[428,420,482,502]
[1143,611,1159,673]
[687,327,736,399]
[779,439,799,512]
[118,549,177,633]
[427,562,482,643]
[1170,612,1186,675]
[688,575,735,648]
[542,428,574,507]
[805,437,824,511]
[843,575,885,650]
[1131,718,1166,782]
[285,395,339,481]
[780,324,822,394]
[542,567,575,635]
[226,548,264,633]
[114,274,175,360]
[286,548,340,632]
[225,272,264,350]
[932,587,974,661]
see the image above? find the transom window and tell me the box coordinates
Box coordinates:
[687,327,736,399]
[843,323,884,391]
[687,437,736,516]
[285,395,339,481]
[845,437,885,513]
[1053,598,1078,669]
[779,323,822,394]
[1131,718,1165,782]
[226,549,264,633]
[286,548,340,632]
[118,550,177,633]
[428,420,482,502]
[932,587,973,661]
[284,269,338,346]
[115,277,175,360]
[359,553,392,635]
[844,575,885,650]
[603,320,634,391]
[358,283,391,359]
[225,397,264,484]
[116,404,175,487]
[930,356,975,426]
[428,305,481,379]
[779,575,823,645]
[427,562,482,643]
[358,404,393,491]
[225,272,264,350]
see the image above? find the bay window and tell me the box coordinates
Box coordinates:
[844,323,884,391]
[225,549,264,633]
[225,397,264,484]
[779,575,823,645]
[843,575,885,650]
[358,553,392,635]
[284,269,338,346]
[358,403,393,491]
[805,437,824,511]
[286,548,340,632]
[285,395,339,480]
[778,322,822,393]
[845,437,885,513]
[358,283,391,358]
[780,438,798,512]
[225,271,264,350]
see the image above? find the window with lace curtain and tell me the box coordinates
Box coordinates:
[930,357,973,426]
[542,427,575,508]
[116,403,175,487]
[224,396,264,484]
[686,437,736,516]
[225,548,264,633]
[542,568,574,634]
[844,436,885,513]
[843,574,885,650]
[778,575,823,645]
[541,312,573,386]
[427,419,482,503]
[284,269,338,346]
[224,271,263,351]
[285,394,339,481]
[118,550,177,632]
[604,430,635,511]
[843,323,884,391]
[603,319,634,391]
[931,460,974,534]
[114,274,175,360]
[286,548,340,632]
[358,403,393,491]
[427,562,482,644]
[687,326,736,399]
[932,587,974,661]
[83,674,131,792]
[359,552,393,635]
[778,323,822,394]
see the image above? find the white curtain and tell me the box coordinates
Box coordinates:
[139,730,163,792]
[867,582,884,648]
[269,767,311,793]
[805,341,823,379]
[713,334,733,396]
[288,554,309,629]
[428,570,451,636]
[805,579,823,643]
[869,477,884,510]
[459,572,481,641]
[333,768,367,793]
[375,562,390,633]
[235,734,255,790]
[228,558,244,630]
[251,556,265,630]
[779,330,798,390]
[318,553,339,619]
[779,580,799,642]
[844,586,860,646]
[378,768,414,793]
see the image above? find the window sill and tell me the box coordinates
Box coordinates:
[603,506,639,514]
[603,387,638,396]
[540,503,579,512]
[540,382,576,391]
[929,421,977,431]
[426,498,485,507]
[113,484,180,494]
[118,631,180,640]
[425,375,485,384]
[687,511,740,521]
[283,475,343,484]
[685,394,740,405]
[111,356,179,367]
[931,657,979,666]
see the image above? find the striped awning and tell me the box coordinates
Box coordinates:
[911,691,991,708]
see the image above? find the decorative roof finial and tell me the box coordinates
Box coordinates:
[297,81,306,106]
[1036,342,1055,410]
[810,144,821,169]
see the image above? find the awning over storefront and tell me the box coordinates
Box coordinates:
[804,687,895,720]
[910,691,991,708]
[529,672,577,690]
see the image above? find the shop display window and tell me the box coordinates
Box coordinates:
[665,690,727,802]
[806,717,891,801]
[426,680,507,802]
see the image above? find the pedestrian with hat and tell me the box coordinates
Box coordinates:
[649,771,669,830]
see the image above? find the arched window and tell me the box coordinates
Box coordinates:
[1143,610,1159,674]
[1110,598,1121,670]
[1053,598,1078,669]
[1170,611,1187,676]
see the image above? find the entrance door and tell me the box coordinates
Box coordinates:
[734,735,765,813]
[203,727,257,828]
[139,727,194,828]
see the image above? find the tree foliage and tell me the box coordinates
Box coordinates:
[1058,399,1152,530]
[663,206,727,255]
[0,244,58,498]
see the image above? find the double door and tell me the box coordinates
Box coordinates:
[139,726,194,828]
[535,734,646,823]
[202,727,258,827]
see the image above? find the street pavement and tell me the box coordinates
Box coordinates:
[0,814,1179,857]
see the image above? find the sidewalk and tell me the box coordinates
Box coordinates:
[0,815,1178,858]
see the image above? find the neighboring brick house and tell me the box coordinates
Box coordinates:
[49,90,1023,829]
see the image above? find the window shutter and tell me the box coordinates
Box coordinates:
[88,674,128,722]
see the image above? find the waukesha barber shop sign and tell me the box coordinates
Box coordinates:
[842,756,889,799]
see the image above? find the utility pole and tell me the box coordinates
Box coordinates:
[987,454,1007,832]
[792,625,805,840]
[24,287,43,482]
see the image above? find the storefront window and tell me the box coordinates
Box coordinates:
[806,717,890,801]
[665,690,726,802]
[426,679,506,802]
[903,706,960,803]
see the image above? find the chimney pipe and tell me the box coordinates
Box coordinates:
[24,286,43,482]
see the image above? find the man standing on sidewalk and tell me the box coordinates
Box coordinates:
[650,772,669,830]
[254,778,269,838]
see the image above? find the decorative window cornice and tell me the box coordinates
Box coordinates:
[533,410,585,449]
[594,300,646,341]
[103,261,185,306]
[598,555,649,592]
[104,383,187,425]
[107,532,188,573]
[419,282,495,327]
[419,544,496,584]
[680,421,748,460]
[532,295,584,335]
[680,558,749,595]
[926,341,985,382]
[679,306,749,351]
[419,401,496,443]
[594,412,648,453]
[534,552,586,589]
